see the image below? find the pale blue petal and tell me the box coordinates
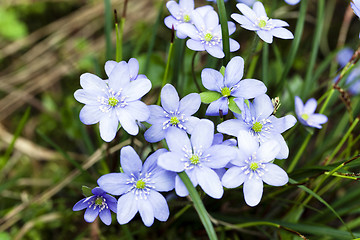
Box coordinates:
[186,39,205,51]
[120,146,143,174]
[284,0,300,5]
[128,58,139,80]
[268,115,297,133]
[243,177,263,207]
[152,171,176,191]
[177,23,201,40]
[178,93,201,115]
[84,207,99,223]
[105,60,118,77]
[117,193,138,224]
[116,108,139,135]
[148,190,170,222]
[217,119,249,137]
[158,152,185,172]
[272,19,289,27]
[262,164,288,186]
[182,116,200,134]
[125,101,150,122]
[99,209,112,225]
[195,5,213,17]
[253,94,273,120]
[179,0,194,10]
[109,61,130,92]
[99,112,118,142]
[303,98,317,114]
[175,175,189,197]
[225,56,244,88]
[271,133,289,159]
[252,1,266,17]
[204,145,237,168]
[201,68,224,92]
[164,16,179,30]
[80,73,107,90]
[166,1,180,17]
[307,114,328,128]
[97,173,130,195]
[197,167,224,199]
[232,79,267,99]
[74,89,103,105]
[222,167,246,188]
[205,97,229,116]
[236,3,257,22]
[231,14,258,30]
[257,141,280,162]
[229,38,240,52]
[205,10,219,29]
[212,133,223,145]
[144,124,166,143]
[142,148,167,173]
[107,197,117,213]
[91,187,105,195]
[237,130,258,157]
[190,119,214,150]
[161,84,180,113]
[205,44,225,58]
[123,78,151,101]
[271,28,294,40]
[257,30,273,44]
[191,9,206,31]
[165,126,191,153]
[79,105,103,125]
[138,198,154,227]
[73,198,91,211]
[228,21,237,35]
[147,105,167,124]
[294,96,304,116]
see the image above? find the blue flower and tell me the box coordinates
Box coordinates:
[207,0,256,6]
[232,1,294,44]
[345,68,360,95]
[164,0,213,39]
[73,187,117,225]
[177,9,240,58]
[295,96,328,129]
[97,146,175,227]
[201,56,267,116]
[222,130,288,207]
[104,58,147,81]
[217,94,296,159]
[284,0,300,5]
[74,60,151,142]
[158,119,237,199]
[336,47,354,68]
[144,84,201,143]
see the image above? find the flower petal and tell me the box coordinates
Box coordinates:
[237,130,258,157]
[182,116,200,134]
[294,96,304,116]
[117,193,138,224]
[271,28,294,40]
[116,108,139,135]
[84,207,99,223]
[99,209,112,225]
[144,124,166,143]
[243,177,263,206]
[91,187,105,196]
[222,166,246,188]
[158,152,185,172]
[105,60,118,77]
[165,127,191,153]
[252,1,266,17]
[197,167,224,199]
[205,97,229,116]
[271,133,289,159]
[229,38,240,52]
[167,0,180,17]
[257,140,280,162]
[257,30,273,44]
[121,146,143,174]
[138,198,154,227]
[303,98,317,114]
[73,198,90,211]
[99,112,119,142]
[307,114,328,128]
[125,101,150,122]
[175,174,189,197]
[178,93,201,116]
[262,164,288,186]
[205,44,225,59]
[128,58,140,80]
[74,89,103,105]
[201,68,224,92]
[232,79,267,99]
[236,3,257,22]
[109,61,130,92]
[161,84,180,113]
[79,105,103,125]
[217,119,249,137]
[205,10,219,29]
[186,39,205,51]
[97,173,130,195]
[177,23,201,40]
[148,190,170,222]
[253,94,273,120]
[123,78,152,101]
[224,56,244,88]
[269,115,297,133]
[179,0,194,11]
[204,145,237,168]
[190,119,214,150]
[80,73,107,91]
[231,14,258,31]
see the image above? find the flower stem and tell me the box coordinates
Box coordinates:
[191,51,202,92]
[178,171,218,240]
[217,0,230,64]
[104,0,113,60]
[157,35,174,105]
[287,132,312,173]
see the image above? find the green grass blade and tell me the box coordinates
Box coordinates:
[217,0,230,64]
[104,0,113,60]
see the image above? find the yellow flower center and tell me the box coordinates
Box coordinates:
[190,155,200,165]
[258,19,267,28]
[301,113,309,120]
[170,116,180,125]
[252,122,263,133]
[95,197,103,205]
[136,179,146,189]
[108,97,119,107]
[221,87,231,97]
[204,33,213,42]
[183,14,191,22]
[250,162,259,171]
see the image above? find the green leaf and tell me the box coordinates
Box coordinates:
[219,66,225,76]
[228,97,242,114]
[82,186,93,197]
[200,91,222,104]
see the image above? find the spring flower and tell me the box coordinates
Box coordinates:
[232,1,294,44]
[158,119,237,199]
[336,48,353,68]
[177,9,240,58]
[335,48,360,94]
[97,146,175,227]
[73,187,117,225]
[164,0,213,39]
[284,0,300,5]
[207,0,255,6]
[295,96,328,129]
[222,130,288,207]
[201,56,267,116]
[144,84,201,143]
[74,60,151,142]
[217,94,296,159]
[351,0,360,18]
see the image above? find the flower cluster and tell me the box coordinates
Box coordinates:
[73,0,329,228]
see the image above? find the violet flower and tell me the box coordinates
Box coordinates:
[295,96,328,129]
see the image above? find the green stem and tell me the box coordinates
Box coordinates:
[319,88,335,114]
[262,42,269,85]
[104,0,113,60]
[157,41,174,105]
[115,18,125,62]
[178,172,218,240]
[302,0,324,98]
[191,51,202,92]
[287,132,312,172]
[217,0,230,64]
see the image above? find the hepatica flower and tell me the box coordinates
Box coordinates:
[98,146,175,227]
[217,94,296,159]
[201,56,267,116]
[177,9,240,58]
[73,187,117,225]
[295,96,328,129]
[164,0,213,39]
[144,84,201,143]
[74,60,151,142]
[207,0,255,5]
[222,131,288,207]
[158,119,237,199]
[284,0,300,5]
[104,58,147,81]
[232,1,294,43]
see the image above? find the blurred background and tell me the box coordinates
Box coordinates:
[0,0,359,239]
